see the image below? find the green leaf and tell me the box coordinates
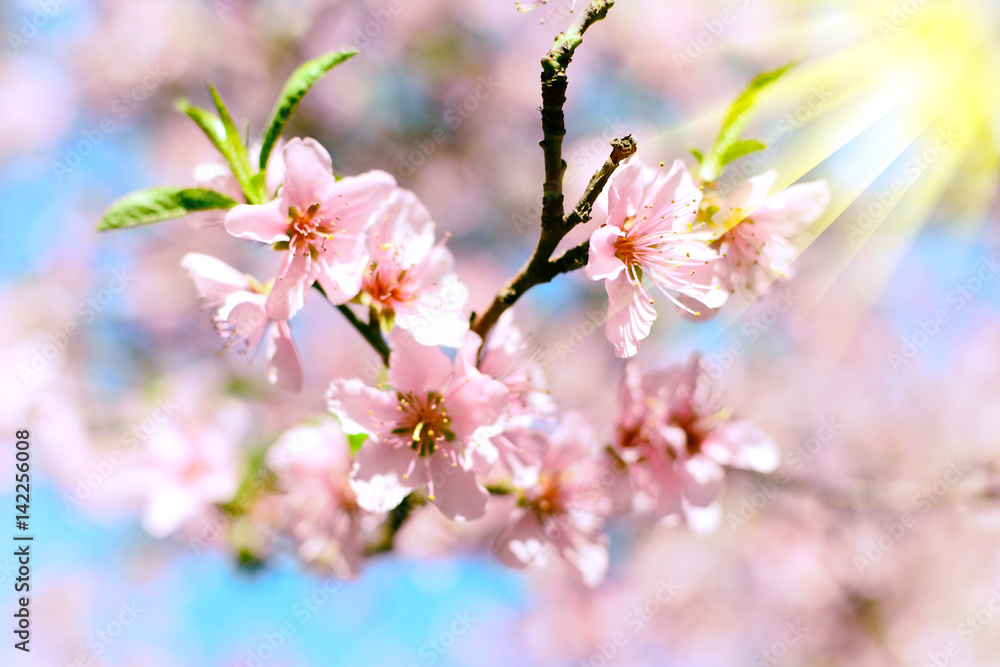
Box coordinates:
[689,148,704,164]
[719,139,767,167]
[259,50,358,170]
[700,61,795,182]
[348,433,367,455]
[175,98,227,155]
[208,83,257,202]
[97,187,238,231]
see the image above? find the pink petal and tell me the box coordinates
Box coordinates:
[349,441,417,513]
[494,510,550,570]
[703,421,779,473]
[426,457,489,521]
[314,234,369,304]
[548,521,609,588]
[318,170,397,236]
[585,225,626,281]
[370,188,436,268]
[644,159,701,235]
[327,379,398,437]
[679,453,725,507]
[713,170,778,229]
[386,329,455,395]
[280,138,335,212]
[757,179,831,227]
[605,159,644,228]
[225,199,289,243]
[637,453,684,519]
[181,253,250,304]
[222,298,269,350]
[266,250,312,321]
[445,361,509,441]
[604,275,656,358]
[394,291,470,348]
[674,258,730,319]
[266,321,303,392]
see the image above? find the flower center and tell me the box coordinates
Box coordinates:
[392,391,456,457]
[521,472,565,516]
[364,258,418,314]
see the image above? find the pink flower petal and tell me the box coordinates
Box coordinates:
[494,510,550,570]
[225,199,289,243]
[605,159,644,227]
[266,321,303,392]
[266,250,312,321]
[318,170,397,236]
[426,457,489,521]
[327,379,398,437]
[181,253,250,304]
[280,138,336,212]
[585,225,626,281]
[679,453,725,507]
[445,362,509,441]
[314,234,368,304]
[604,275,656,358]
[349,441,417,513]
[703,420,779,473]
[386,329,455,395]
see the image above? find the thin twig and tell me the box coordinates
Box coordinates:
[472,135,634,341]
[471,0,623,343]
[313,284,390,364]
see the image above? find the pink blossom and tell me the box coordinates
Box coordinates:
[362,188,469,347]
[467,311,553,486]
[585,158,729,357]
[327,330,509,521]
[494,413,611,587]
[614,356,778,524]
[259,418,373,578]
[126,401,247,538]
[711,171,830,296]
[181,253,302,392]
[224,137,396,320]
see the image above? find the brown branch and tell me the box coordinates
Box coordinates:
[472,135,634,341]
[471,1,623,344]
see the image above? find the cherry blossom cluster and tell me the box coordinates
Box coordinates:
[98,0,831,587]
[162,133,829,586]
